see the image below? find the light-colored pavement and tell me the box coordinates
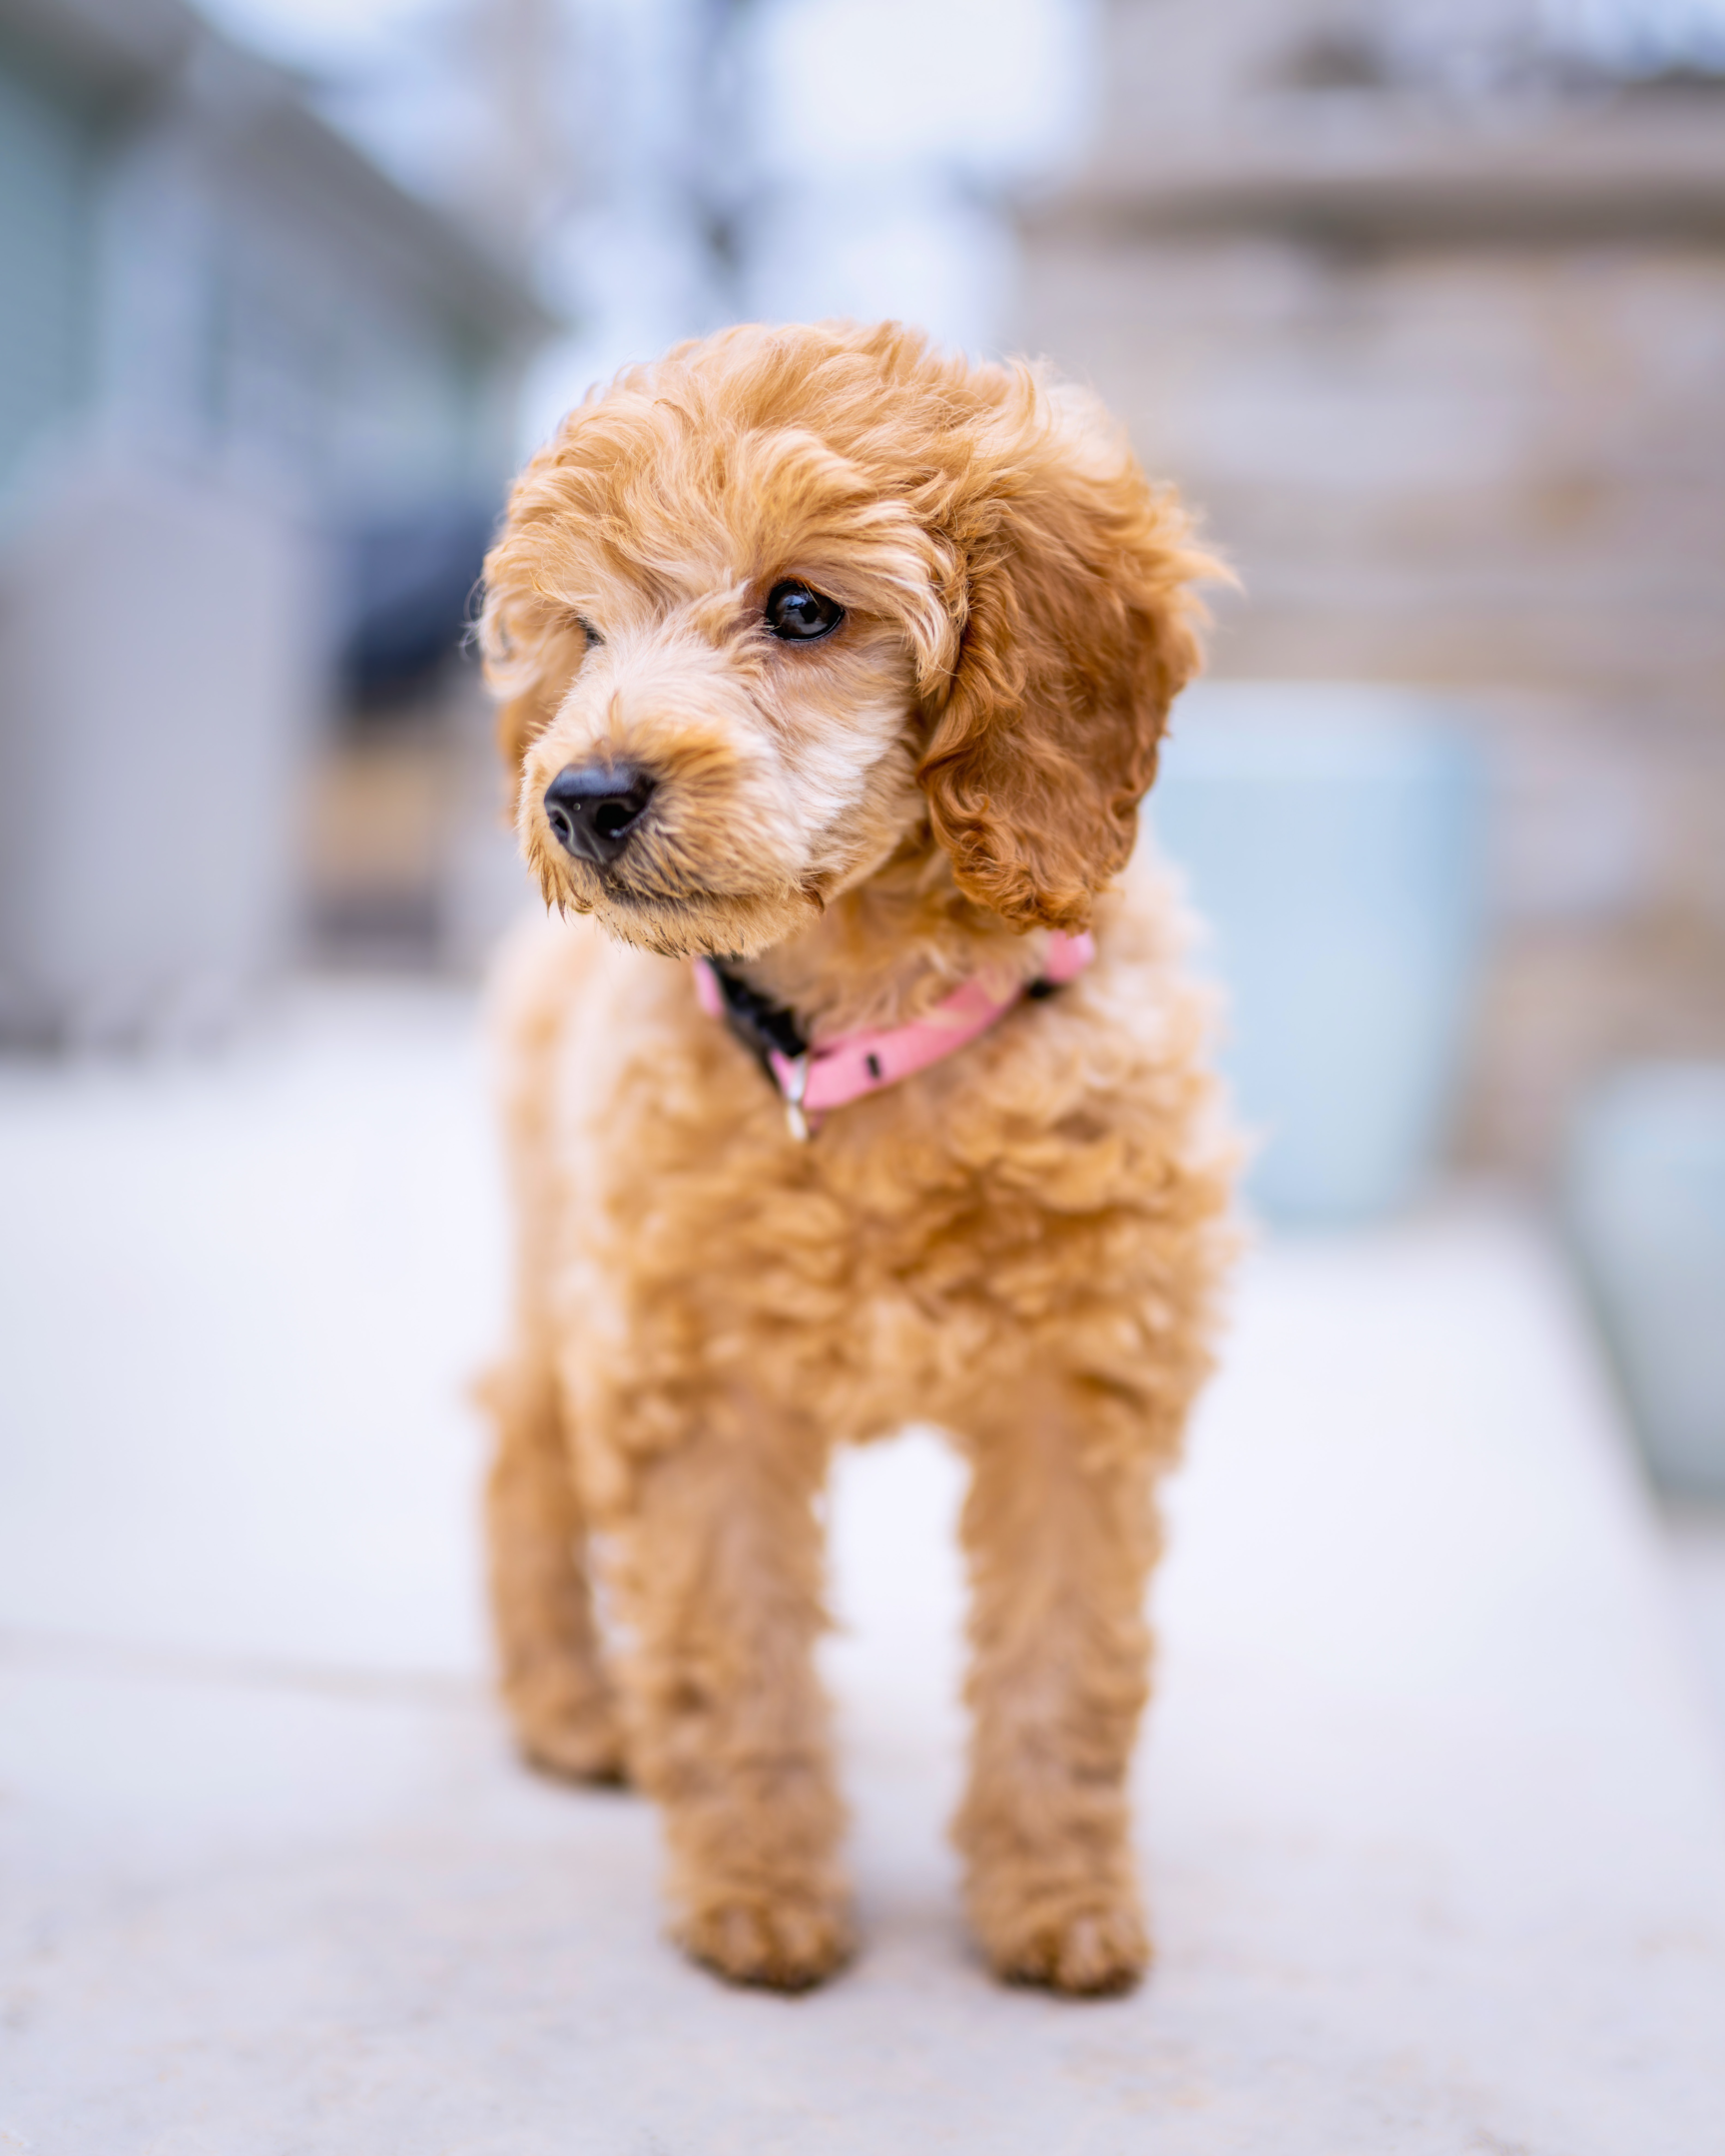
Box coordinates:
[3,980,1724,2155]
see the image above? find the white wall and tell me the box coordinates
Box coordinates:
[0,457,317,1046]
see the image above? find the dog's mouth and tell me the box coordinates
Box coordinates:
[587,849,762,915]
[528,741,862,959]
[537,836,820,960]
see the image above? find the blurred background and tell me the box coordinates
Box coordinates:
[7,17,1725,2133]
[0,0,1721,1497]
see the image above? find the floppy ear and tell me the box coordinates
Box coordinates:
[494,681,554,785]
[476,419,614,796]
[917,374,1218,933]
[476,565,585,796]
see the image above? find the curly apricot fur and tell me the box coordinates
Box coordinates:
[478,321,1236,1995]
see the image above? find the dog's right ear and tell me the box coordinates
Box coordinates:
[494,680,554,786]
[477,568,586,796]
[478,423,607,795]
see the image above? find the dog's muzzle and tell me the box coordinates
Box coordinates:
[543,761,656,865]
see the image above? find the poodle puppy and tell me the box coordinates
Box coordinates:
[477,320,1235,1996]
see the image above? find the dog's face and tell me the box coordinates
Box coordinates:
[481,322,1214,959]
[482,411,945,957]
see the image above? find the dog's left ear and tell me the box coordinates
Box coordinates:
[916,376,1219,933]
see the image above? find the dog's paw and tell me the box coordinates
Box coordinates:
[986,1899,1150,1998]
[678,1891,855,1992]
[509,1675,628,1787]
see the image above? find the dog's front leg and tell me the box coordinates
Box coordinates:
[954,1376,1162,1995]
[618,1407,851,1991]
[484,1352,625,1784]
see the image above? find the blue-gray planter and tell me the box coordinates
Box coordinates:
[1150,683,1487,1228]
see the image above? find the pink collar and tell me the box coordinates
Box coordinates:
[695,930,1094,1141]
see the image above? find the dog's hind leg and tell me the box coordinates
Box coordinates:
[482,1348,625,1784]
[952,1374,1166,1996]
[616,1408,852,1991]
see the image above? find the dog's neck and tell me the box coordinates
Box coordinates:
[726,838,1054,1045]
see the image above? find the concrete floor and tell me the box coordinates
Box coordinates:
[2,979,1724,2154]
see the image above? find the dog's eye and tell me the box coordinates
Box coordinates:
[573,615,603,646]
[765,582,844,642]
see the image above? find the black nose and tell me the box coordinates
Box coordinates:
[542,762,656,864]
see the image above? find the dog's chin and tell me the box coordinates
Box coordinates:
[548,870,822,963]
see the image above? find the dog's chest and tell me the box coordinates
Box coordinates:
[544,935,1209,1442]
[559,990,1009,1314]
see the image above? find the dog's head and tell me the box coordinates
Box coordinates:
[479,321,1215,958]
